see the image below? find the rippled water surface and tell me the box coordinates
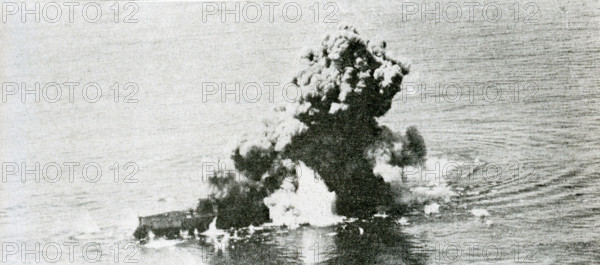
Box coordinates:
[1,0,599,264]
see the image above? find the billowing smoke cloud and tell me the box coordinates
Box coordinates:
[205,26,426,229]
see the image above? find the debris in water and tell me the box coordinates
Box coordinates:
[158,197,173,202]
[424,203,440,215]
[374,213,389,218]
[470,208,490,218]
[396,217,410,226]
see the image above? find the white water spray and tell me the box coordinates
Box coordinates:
[263,161,344,229]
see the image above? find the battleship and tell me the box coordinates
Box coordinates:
[133,198,215,242]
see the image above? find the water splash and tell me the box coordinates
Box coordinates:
[201,217,225,237]
[144,237,184,249]
[424,203,440,215]
[201,217,229,252]
[263,162,344,229]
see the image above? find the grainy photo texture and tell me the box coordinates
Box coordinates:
[0,1,598,264]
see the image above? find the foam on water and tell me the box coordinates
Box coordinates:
[144,238,185,249]
[424,203,440,215]
[470,208,490,217]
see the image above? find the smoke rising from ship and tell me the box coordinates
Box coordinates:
[206,26,427,228]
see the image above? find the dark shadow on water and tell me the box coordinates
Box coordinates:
[326,219,427,265]
[204,218,427,265]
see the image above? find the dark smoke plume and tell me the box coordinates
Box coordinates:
[203,26,426,228]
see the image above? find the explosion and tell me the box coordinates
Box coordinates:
[203,26,426,229]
